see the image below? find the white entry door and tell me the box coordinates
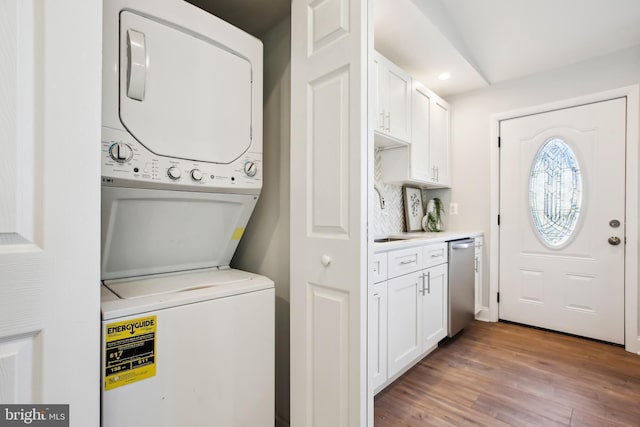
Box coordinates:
[0,1,101,423]
[290,0,370,426]
[499,98,626,344]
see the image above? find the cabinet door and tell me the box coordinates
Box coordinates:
[368,282,388,392]
[385,60,412,142]
[372,53,385,132]
[387,272,422,378]
[429,98,450,185]
[421,263,448,352]
[410,83,432,182]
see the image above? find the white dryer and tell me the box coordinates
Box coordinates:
[100,0,272,426]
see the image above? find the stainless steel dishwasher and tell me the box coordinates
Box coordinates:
[448,238,475,337]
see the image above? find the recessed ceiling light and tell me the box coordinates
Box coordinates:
[438,72,451,81]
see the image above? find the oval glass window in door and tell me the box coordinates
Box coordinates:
[529,137,582,247]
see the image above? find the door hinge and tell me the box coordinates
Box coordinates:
[497,292,500,303]
[498,136,501,148]
[497,214,500,226]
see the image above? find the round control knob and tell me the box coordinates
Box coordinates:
[244,161,257,177]
[167,166,182,180]
[109,143,133,163]
[191,169,203,182]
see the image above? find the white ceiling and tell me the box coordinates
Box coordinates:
[376,0,640,97]
[186,0,640,97]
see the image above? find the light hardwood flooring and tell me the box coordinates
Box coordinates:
[374,321,640,426]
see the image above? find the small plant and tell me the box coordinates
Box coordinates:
[425,198,445,232]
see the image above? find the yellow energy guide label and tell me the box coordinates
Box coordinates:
[104,315,156,391]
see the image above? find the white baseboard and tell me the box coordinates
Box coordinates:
[475,306,492,322]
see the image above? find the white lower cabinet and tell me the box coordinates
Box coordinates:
[421,263,448,352]
[387,271,422,378]
[370,242,449,394]
[368,281,387,391]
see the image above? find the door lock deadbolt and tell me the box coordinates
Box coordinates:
[609,219,621,228]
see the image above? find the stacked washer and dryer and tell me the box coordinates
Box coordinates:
[100,1,273,426]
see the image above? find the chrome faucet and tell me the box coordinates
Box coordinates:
[374,185,385,209]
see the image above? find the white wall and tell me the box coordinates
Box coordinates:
[231,16,291,427]
[447,46,640,316]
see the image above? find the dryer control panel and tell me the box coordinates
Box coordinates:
[101,127,262,193]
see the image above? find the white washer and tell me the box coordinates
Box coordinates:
[101,268,274,427]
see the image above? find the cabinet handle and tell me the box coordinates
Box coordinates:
[430,253,442,258]
[400,259,416,265]
[373,293,379,297]
[431,166,436,181]
[419,273,426,295]
[436,167,439,181]
[385,112,391,131]
[475,257,478,272]
[379,111,385,130]
[426,271,431,295]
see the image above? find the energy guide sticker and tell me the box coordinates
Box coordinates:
[104,315,156,390]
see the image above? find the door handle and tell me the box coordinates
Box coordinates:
[126,29,146,101]
[608,236,621,246]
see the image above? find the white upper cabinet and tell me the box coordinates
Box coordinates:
[429,97,450,186]
[373,51,412,147]
[380,81,451,187]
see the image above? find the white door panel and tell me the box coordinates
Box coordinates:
[290,0,369,425]
[0,0,101,422]
[499,98,625,344]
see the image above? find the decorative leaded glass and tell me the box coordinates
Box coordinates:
[529,138,582,247]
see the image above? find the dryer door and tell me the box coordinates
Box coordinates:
[119,11,253,164]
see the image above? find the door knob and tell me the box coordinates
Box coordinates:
[321,255,332,267]
[608,236,621,246]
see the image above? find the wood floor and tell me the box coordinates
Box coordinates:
[374,321,640,426]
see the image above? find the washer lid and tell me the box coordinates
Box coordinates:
[119,11,253,164]
[101,268,274,320]
[104,267,264,299]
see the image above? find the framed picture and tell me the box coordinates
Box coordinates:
[402,185,424,232]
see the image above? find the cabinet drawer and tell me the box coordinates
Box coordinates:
[387,246,423,278]
[423,242,448,268]
[371,252,388,283]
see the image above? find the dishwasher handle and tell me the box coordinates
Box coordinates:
[450,239,474,249]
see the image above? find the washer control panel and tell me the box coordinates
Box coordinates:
[101,127,262,191]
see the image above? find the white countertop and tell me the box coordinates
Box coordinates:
[373,230,483,251]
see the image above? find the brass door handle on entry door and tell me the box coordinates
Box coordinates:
[608,236,621,246]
